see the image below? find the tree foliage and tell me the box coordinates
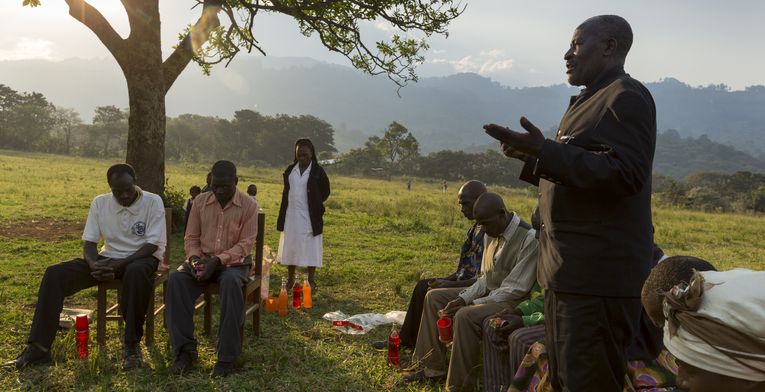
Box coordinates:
[653,170,765,213]
[51,107,83,155]
[23,0,464,195]
[165,110,336,166]
[376,121,419,176]
[0,85,55,151]
[88,105,128,157]
[193,0,463,87]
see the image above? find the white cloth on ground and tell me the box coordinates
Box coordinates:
[322,310,407,335]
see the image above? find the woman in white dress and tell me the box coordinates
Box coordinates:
[276,138,331,290]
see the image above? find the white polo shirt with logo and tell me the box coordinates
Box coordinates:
[82,187,166,261]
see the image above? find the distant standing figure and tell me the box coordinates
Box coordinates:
[442,181,448,193]
[201,172,212,193]
[276,138,331,291]
[246,184,258,199]
[184,185,201,232]
[407,179,412,191]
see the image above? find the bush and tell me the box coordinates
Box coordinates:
[162,178,187,232]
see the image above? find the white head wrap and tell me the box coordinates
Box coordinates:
[663,269,765,382]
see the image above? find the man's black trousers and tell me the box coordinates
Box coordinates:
[28,257,159,349]
[399,278,431,347]
[544,290,642,392]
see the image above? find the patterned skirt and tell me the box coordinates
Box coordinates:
[508,343,679,392]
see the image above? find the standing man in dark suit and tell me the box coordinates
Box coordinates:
[484,15,656,391]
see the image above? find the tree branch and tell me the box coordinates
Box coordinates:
[162,4,221,93]
[64,0,126,65]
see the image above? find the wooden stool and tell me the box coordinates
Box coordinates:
[194,212,264,344]
[95,207,172,347]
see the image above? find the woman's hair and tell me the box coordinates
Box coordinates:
[293,138,318,163]
[641,255,716,326]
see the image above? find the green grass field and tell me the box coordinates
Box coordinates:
[0,150,762,391]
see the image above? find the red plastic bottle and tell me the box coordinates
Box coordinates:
[74,314,89,359]
[292,279,302,309]
[302,278,312,309]
[387,323,400,367]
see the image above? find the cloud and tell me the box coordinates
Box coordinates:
[218,69,250,95]
[372,20,399,33]
[427,48,514,75]
[0,37,56,61]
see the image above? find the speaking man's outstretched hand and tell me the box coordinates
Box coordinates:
[484,117,545,157]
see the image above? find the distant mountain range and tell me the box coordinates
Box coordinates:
[2,56,764,162]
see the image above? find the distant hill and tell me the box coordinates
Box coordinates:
[2,57,764,157]
[654,130,765,178]
[458,130,765,179]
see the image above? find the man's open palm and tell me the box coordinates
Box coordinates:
[483,117,545,157]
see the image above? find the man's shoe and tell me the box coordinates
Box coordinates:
[210,361,234,378]
[7,344,51,370]
[122,344,143,370]
[170,351,197,374]
[371,340,387,350]
[402,368,446,383]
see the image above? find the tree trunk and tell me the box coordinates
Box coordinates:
[122,0,166,196]
[64,0,220,196]
[125,76,166,195]
[64,129,71,155]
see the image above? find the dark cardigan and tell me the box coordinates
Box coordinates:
[276,162,331,236]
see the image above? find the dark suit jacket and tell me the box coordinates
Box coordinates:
[276,161,331,236]
[521,67,656,297]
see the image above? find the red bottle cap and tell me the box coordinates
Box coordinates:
[75,314,89,330]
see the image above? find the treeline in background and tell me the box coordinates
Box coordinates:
[1,83,763,214]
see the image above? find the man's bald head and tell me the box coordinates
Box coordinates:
[459,180,487,199]
[473,192,511,237]
[474,192,505,217]
[457,180,487,220]
[579,15,633,59]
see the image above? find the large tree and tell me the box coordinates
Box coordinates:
[23,0,462,195]
[376,121,419,178]
[92,105,128,157]
[52,107,83,155]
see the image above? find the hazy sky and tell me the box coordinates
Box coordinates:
[1,0,763,90]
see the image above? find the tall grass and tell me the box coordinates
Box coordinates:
[0,150,762,391]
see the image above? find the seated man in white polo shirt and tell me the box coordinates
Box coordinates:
[10,163,166,371]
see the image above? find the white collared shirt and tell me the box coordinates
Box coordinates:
[82,187,166,261]
[459,213,539,305]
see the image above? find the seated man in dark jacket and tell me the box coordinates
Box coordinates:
[372,180,486,350]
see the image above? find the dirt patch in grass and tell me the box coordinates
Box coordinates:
[0,218,83,242]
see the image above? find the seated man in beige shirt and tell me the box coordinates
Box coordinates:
[403,192,539,391]
[166,160,259,378]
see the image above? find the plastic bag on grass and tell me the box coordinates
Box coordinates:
[322,310,406,334]
[259,245,275,300]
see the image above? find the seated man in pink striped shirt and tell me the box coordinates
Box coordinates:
[166,160,259,378]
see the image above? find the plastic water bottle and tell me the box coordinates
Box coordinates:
[302,278,312,309]
[278,278,289,317]
[387,323,400,367]
[292,279,302,309]
[74,314,89,358]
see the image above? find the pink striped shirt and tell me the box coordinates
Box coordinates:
[184,189,259,265]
